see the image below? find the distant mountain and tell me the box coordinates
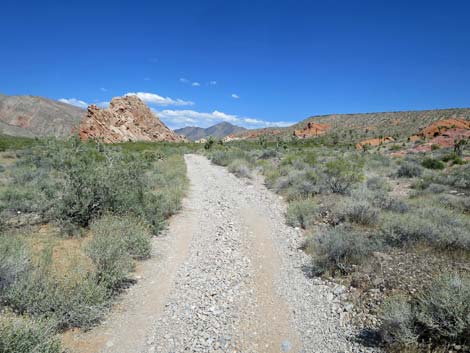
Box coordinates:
[0,93,84,138]
[175,122,247,140]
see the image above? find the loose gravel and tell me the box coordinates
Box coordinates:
[147,154,377,353]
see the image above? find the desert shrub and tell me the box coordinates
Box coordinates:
[367,192,410,213]
[380,274,470,348]
[422,158,445,170]
[438,164,470,190]
[441,152,465,165]
[380,295,417,345]
[414,274,470,345]
[380,207,470,250]
[324,158,363,194]
[275,169,322,200]
[366,176,391,192]
[0,235,31,292]
[209,149,249,167]
[0,314,61,353]
[397,161,422,178]
[341,200,379,226]
[227,159,252,178]
[308,225,378,275]
[0,139,185,235]
[426,183,448,194]
[285,198,318,229]
[281,151,316,167]
[259,149,278,159]
[0,186,47,214]
[86,219,135,291]
[90,215,151,260]
[5,268,108,330]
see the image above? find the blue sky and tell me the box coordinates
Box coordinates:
[1,0,470,129]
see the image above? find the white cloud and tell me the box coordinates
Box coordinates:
[209,81,217,85]
[192,82,201,87]
[96,101,109,108]
[179,78,189,83]
[231,93,240,99]
[125,92,194,106]
[100,87,108,92]
[154,108,293,129]
[58,98,88,109]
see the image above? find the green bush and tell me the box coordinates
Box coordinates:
[0,314,61,353]
[5,267,108,330]
[308,226,378,275]
[341,200,379,226]
[90,215,152,260]
[324,158,363,194]
[86,220,135,291]
[274,169,322,200]
[366,176,391,192]
[0,139,187,235]
[397,161,422,178]
[0,235,31,293]
[380,207,470,250]
[422,158,445,170]
[227,159,252,178]
[379,295,417,345]
[380,274,470,348]
[285,198,318,229]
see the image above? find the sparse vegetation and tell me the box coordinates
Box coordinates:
[207,136,470,352]
[0,138,189,351]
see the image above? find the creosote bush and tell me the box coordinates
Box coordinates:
[380,274,470,349]
[0,314,61,353]
[308,225,378,275]
[397,161,422,178]
[324,158,363,194]
[341,200,379,226]
[421,158,445,170]
[285,198,318,229]
[5,266,108,330]
[227,159,252,178]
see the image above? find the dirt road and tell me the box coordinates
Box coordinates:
[64,154,366,353]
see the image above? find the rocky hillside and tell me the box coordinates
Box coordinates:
[0,93,84,137]
[175,122,246,140]
[79,95,186,143]
[233,108,470,144]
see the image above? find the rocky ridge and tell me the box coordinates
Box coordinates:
[79,95,186,143]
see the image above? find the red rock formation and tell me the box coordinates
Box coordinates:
[293,122,331,139]
[410,118,470,141]
[409,118,470,152]
[78,95,186,143]
[355,137,395,150]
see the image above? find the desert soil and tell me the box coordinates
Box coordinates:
[63,154,374,353]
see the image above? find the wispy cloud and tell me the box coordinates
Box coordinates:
[231,93,240,99]
[100,87,108,92]
[58,98,88,109]
[96,101,109,108]
[154,108,293,129]
[144,77,151,81]
[208,81,217,85]
[180,78,202,87]
[125,92,194,106]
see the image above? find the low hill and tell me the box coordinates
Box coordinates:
[233,108,470,144]
[175,122,246,140]
[0,93,84,137]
